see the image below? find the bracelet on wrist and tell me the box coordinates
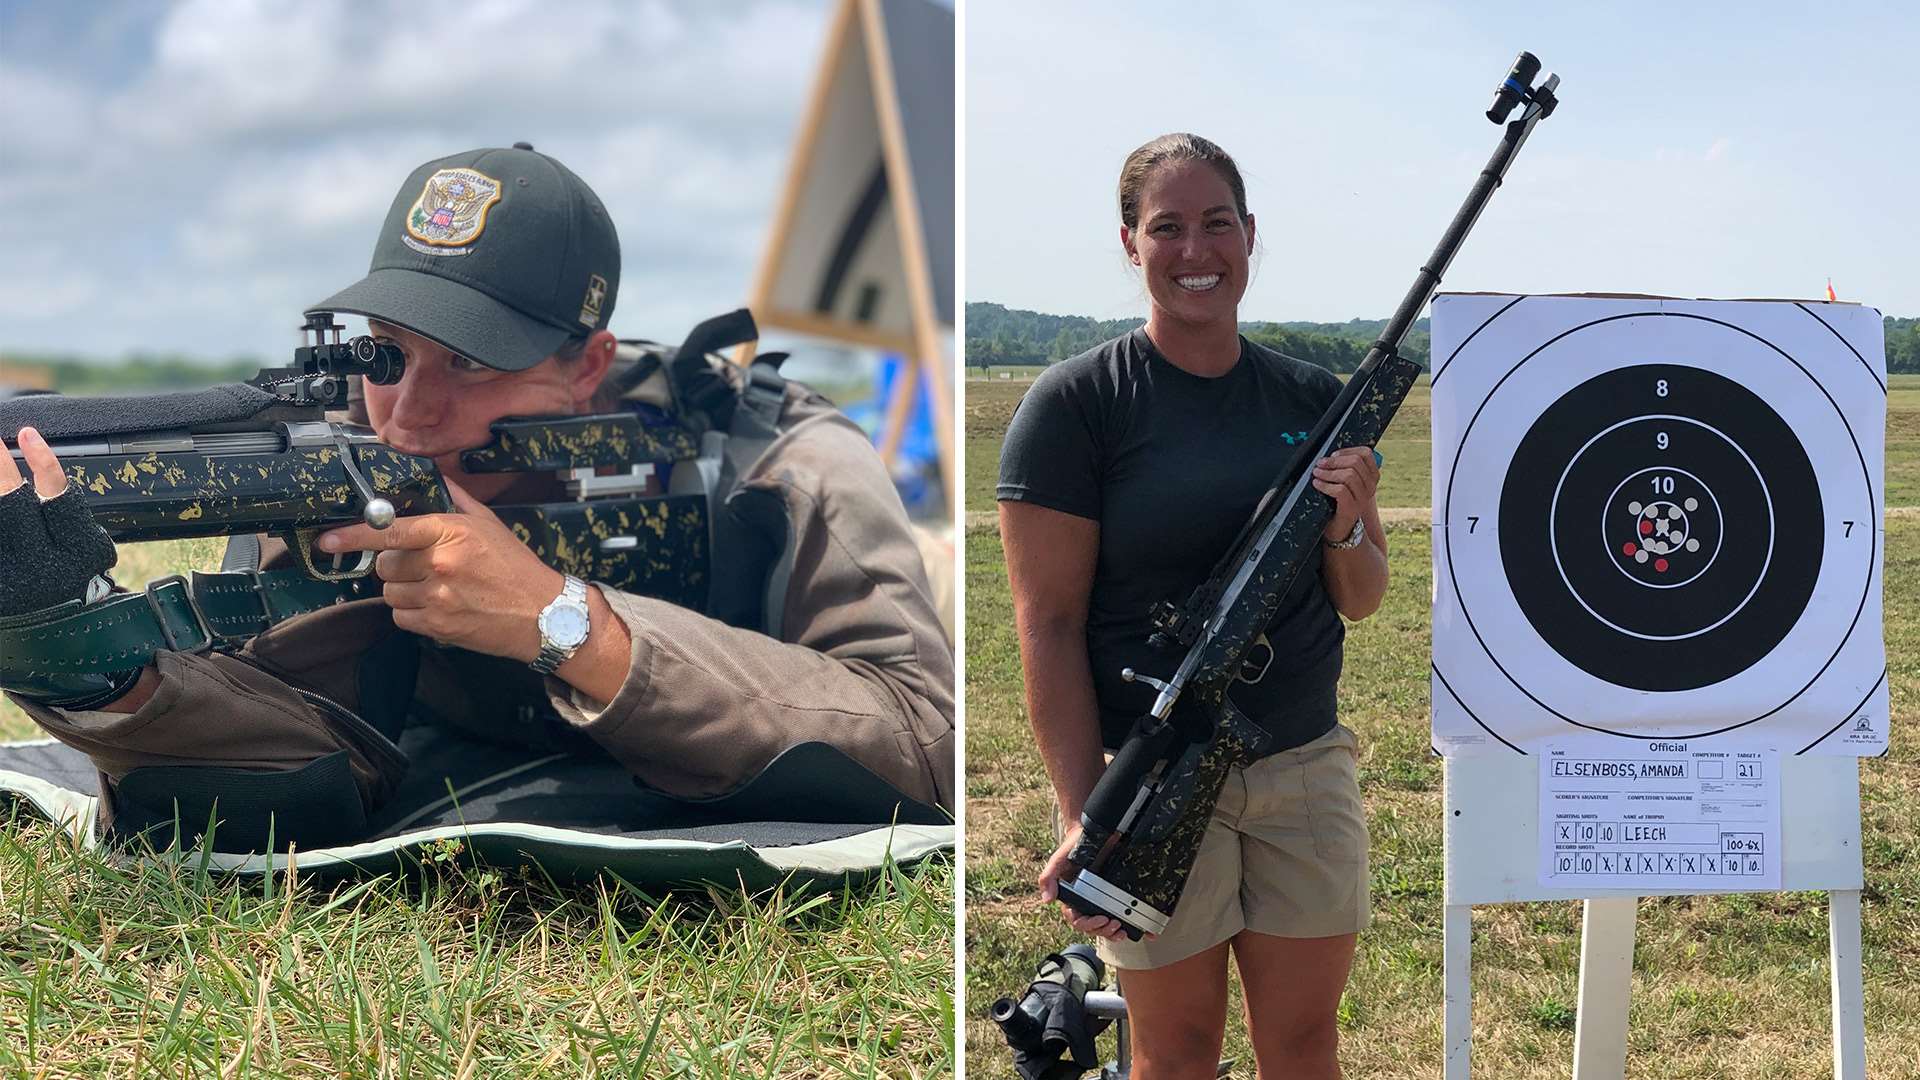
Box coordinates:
[1324,515,1367,551]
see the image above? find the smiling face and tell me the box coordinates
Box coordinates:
[361,321,611,503]
[1121,160,1255,333]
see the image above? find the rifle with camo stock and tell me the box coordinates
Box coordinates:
[0,309,754,709]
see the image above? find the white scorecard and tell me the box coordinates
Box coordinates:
[1538,739,1781,891]
[1430,294,1887,757]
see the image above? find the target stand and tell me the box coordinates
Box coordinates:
[1428,294,1886,1077]
[1441,754,1865,1080]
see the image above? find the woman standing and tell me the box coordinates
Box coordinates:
[997,133,1388,1079]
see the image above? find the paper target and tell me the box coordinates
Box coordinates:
[1430,295,1887,756]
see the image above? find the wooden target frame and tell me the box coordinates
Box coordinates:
[740,0,954,506]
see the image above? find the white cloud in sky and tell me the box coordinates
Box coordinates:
[0,0,832,359]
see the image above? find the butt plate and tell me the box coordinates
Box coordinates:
[1058,871,1171,941]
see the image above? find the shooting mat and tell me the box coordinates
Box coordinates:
[0,727,950,884]
[1430,294,1887,756]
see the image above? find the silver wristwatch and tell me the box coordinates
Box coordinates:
[1324,515,1366,551]
[530,575,591,674]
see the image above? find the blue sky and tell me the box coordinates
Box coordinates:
[965,2,1920,323]
[2,1,1912,363]
[0,0,832,360]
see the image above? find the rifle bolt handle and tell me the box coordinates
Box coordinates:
[1120,667,1172,694]
[363,498,396,530]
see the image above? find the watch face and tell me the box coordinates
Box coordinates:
[540,604,591,649]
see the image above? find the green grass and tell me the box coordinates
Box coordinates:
[965,371,1920,1077]
[0,813,954,1077]
[1886,377,1920,506]
[0,540,955,1078]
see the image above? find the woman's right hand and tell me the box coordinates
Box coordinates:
[1040,822,1143,942]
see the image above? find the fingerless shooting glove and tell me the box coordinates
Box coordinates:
[0,484,117,615]
[0,483,136,707]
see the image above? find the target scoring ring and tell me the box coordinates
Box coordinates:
[1508,367,1812,687]
[1437,309,1877,739]
[1603,464,1723,591]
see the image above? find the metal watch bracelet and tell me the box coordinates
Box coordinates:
[1324,515,1367,550]
[530,575,591,675]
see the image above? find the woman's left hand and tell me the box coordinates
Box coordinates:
[1313,446,1381,543]
[315,480,562,661]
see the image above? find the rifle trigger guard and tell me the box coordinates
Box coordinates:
[1237,634,1276,686]
[290,526,376,582]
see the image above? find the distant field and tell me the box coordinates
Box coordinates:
[965,369,1920,1076]
[965,366,1051,381]
[969,372,1920,514]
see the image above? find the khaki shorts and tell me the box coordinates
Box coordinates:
[1094,723,1371,971]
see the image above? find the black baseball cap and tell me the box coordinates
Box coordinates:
[310,143,620,372]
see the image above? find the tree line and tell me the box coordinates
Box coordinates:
[969,302,1920,375]
[966,302,1430,372]
[0,353,266,395]
[1885,317,1920,372]
[6,307,1916,390]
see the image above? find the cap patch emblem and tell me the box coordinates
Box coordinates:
[579,274,609,327]
[404,168,503,253]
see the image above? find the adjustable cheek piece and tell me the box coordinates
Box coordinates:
[452,308,771,615]
[457,410,717,611]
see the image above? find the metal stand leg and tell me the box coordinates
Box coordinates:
[1572,897,1636,1080]
[1829,889,1867,1080]
[1086,989,1129,1079]
[1444,904,1472,1079]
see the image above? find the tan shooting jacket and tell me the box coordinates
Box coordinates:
[10,378,954,824]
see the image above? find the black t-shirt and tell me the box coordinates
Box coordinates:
[997,328,1347,751]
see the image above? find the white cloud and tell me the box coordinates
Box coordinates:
[0,258,101,322]
[0,0,835,358]
[0,65,96,164]
[85,0,819,153]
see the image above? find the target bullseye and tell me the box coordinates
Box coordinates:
[1499,365,1816,690]
[1601,467,1724,592]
